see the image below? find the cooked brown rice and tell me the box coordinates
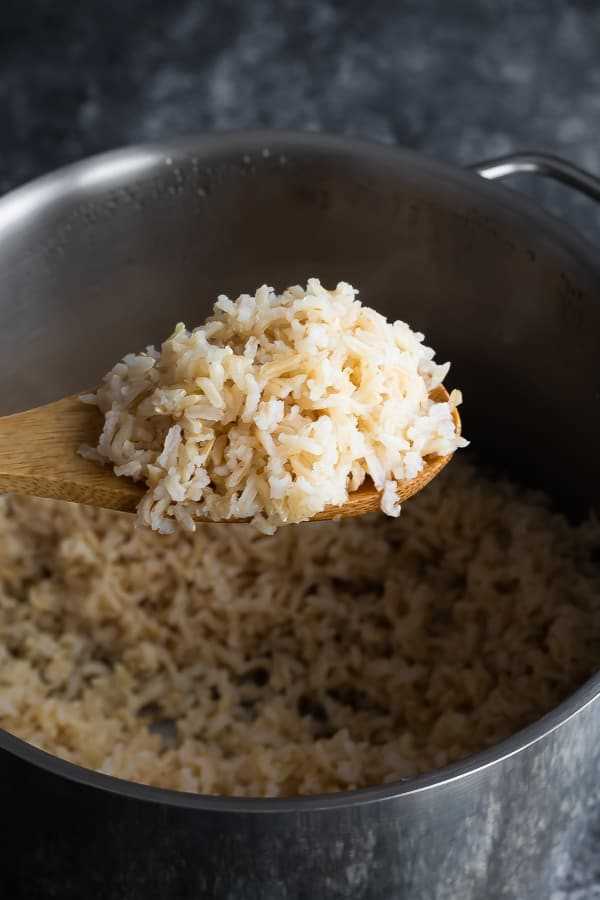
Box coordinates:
[1,458,598,797]
[80,279,466,534]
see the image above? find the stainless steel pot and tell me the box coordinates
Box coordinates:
[1,132,599,899]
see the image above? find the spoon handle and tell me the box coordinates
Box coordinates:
[0,396,143,511]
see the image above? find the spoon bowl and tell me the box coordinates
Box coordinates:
[0,385,460,522]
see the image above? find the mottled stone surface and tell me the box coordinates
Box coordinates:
[1,0,600,896]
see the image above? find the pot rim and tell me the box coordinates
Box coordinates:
[1,128,599,813]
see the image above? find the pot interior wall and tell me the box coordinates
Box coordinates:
[0,136,599,514]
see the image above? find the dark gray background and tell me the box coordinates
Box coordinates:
[1,1,600,896]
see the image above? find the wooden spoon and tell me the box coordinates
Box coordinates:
[0,385,460,521]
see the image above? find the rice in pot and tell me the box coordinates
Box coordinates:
[1,458,599,797]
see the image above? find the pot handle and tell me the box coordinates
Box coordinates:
[469,152,600,203]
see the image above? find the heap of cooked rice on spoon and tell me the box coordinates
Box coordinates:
[81,279,466,533]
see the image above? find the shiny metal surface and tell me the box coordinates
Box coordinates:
[1,132,599,898]
[472,150,600,201]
